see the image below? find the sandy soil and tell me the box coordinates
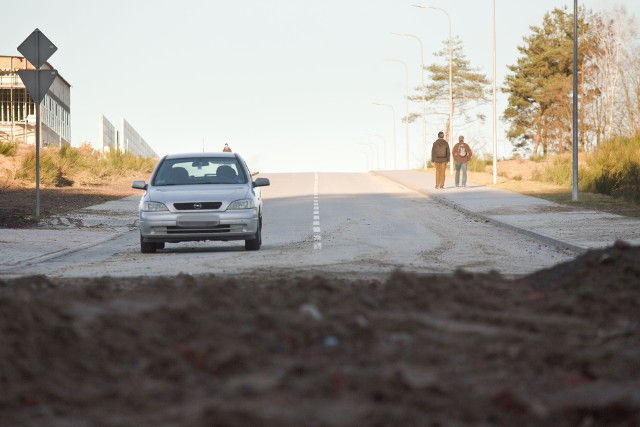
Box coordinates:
[1,242,639,426]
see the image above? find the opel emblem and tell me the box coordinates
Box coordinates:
[193,202,202,210]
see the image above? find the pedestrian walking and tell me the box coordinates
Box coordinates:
[452,135,473,188]
[431,131,450,189]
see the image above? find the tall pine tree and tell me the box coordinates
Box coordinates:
[409,36,490,140]
[503,7,588,156]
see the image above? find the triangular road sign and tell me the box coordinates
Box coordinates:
[17,69,58,104]
[18,28,57,69]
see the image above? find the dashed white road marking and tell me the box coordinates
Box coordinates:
[313,172,321,250]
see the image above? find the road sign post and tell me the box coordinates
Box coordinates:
[17,28,58,221]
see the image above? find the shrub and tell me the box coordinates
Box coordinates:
[531,169,543,182]
[467,156,490,172]
[100,149,156,175]
[0,140,18,156]
[536,155,572,186]
[615,162,640,203]
[16,148,74,187]
[582,133,640,203]
[12,143,157,187]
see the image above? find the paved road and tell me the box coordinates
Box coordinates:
[1,170,638,279]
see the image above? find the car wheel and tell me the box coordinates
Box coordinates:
[245,217,262,251]
[140,235,157,254]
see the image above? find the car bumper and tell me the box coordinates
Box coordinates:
[138,209,259,242]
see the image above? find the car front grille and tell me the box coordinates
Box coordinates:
[173,202,222,210]
[166,224,232,235]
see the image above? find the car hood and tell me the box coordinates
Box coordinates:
[146,185,251,204]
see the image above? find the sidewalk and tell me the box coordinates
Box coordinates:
[376,169,640,253]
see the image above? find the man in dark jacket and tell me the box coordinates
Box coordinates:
[431,131,450,189]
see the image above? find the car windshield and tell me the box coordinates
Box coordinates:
[153,157,247,186]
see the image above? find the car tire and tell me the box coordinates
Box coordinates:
[140,235,157,254]
[245,217,262,251]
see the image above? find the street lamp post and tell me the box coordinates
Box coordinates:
[384,58,410,169]
[373,102,397,169]
[368,133,388,169]
[356,149,371,171]
[392,32,428,170]
[492,0,498,184]
[359,142,380,169]
[413,4,454,175]
[572,0,579,201]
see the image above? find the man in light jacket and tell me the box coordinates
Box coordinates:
[431,131,450,189]
[452,135,473,188]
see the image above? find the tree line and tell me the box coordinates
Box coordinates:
[503,5,639,156]
[410,5,640,157]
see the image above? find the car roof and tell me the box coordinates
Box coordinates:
[163,152,240,160]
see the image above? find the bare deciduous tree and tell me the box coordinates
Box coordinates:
[583,7,637,148]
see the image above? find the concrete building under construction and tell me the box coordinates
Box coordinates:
[99,115,158,158]
[0,55,71,146]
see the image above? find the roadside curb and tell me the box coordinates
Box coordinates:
[0,228,133,272]
[427,194,587,254]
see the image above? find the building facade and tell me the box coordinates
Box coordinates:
[0,55,71,146]
[99,114,158,158]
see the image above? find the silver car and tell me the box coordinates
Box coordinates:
[132,152,270,253]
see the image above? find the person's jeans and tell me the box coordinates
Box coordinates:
[455,162,468,186]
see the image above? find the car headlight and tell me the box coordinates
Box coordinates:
[227,199,255,210]
[140,201,169,212]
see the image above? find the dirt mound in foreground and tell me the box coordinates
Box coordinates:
[1,242,639,426]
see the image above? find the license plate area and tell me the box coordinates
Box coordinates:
[176,214,220,228]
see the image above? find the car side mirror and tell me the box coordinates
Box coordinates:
[132,180,147,190]
[253,177,270,188]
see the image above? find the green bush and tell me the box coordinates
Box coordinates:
[615,162,640,203]
[0,140,18,156]
[100,149,156,175]
[536,154,573,186]
[529,154,547,163]
[16,149,73,187]
[467,156,490,172]
[582,133,640,203]
[531,168,543,182]
[14,145,156,187]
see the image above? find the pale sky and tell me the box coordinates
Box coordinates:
[2,0,637,172]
